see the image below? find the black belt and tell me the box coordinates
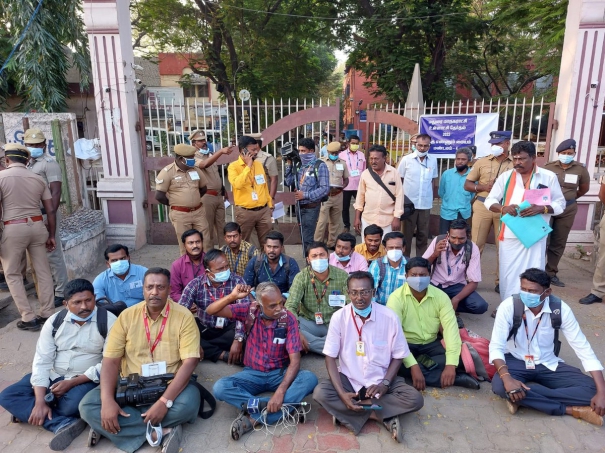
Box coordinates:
[300,202,321,209]
[240,205,267,211]
[566,199,576,207]
[476,196,486,202]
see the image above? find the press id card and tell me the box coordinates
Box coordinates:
[141,361,167,377]
[251,191,259,201]
[524,355,536,370]
[356,341,365,356]
[315,312,324,325]
[215,317,226,328]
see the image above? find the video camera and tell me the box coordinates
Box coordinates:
[280,142,300,164]
[115,373,174,407]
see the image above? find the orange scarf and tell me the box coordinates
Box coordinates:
[498,167,535,241]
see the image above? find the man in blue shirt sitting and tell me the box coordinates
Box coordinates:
[92,245,148,307]
[244,231,300,298]
[369,232,407,305]
[438,147,474,234]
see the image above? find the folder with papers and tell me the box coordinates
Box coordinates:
[501,200,552,248]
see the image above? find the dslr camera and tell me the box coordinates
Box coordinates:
[280,142,300,164]
[115,373,174,407]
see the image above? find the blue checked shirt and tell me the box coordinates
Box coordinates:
[243,254,300,295]
[284,159,330,204]
[178,274,249,338]
[368,256,408,305]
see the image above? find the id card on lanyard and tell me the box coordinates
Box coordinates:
[208,282,227,329]
[142,303,170,376]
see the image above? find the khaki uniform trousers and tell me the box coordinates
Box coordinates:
[314,193,343,247]
[471,199,501,284]
[0,220,54,322]
[546,202,577,277]
[591,215,605,297]
[200,193,226,252]
[43,210,68,297]
[169,207,208,255]
[234,205,272,246]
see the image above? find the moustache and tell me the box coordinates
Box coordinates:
[514,165,523,169]
[77,310,91,315]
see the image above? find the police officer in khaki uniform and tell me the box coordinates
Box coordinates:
[24,128,69,306]
[544,139,590,287]
[464,131,514,293]
[249,133,279,199]
[190,130,234,252]
[0,144,56,331]
[155,144,208,255]
[314,141,350,248]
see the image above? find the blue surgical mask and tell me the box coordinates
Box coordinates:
[70,307,96,323]
[328,154,338,161]
[310,258,329,273]
[212,269,231,283]
[300,153,315,166]
[353,304,372,318]
[411,145,418,153]
[337,253,351,262]
[185,158,196,167]
[558,154,574,165]
[519,290,546,308]
[416,150,428,158]
[110,259,130,276]
[407,276,431,292]
[28,147,44,158]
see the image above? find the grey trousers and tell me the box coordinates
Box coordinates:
[313,374,424,435]
[299,316,329,355]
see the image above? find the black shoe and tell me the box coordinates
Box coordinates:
[579,293,602,305]
[54,296,65,307]
[16,319,41,331]
[550,276,565,287]
[453,373,480,390]
[494,284,500,294]
[37,316,49,325]
[50,419,87,451]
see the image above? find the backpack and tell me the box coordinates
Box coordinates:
[431,234,473,278]
[252,253,291,287]
[508,294,562,356]
[441,328,496,381]
[52,306,110,339]
[376,256,408,289]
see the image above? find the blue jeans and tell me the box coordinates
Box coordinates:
[299,204,321,252]
[434,282,488,314]
[0,373,97,433]
[79,383,200,453]
[213,367,318,424]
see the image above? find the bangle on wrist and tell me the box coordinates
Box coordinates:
[497,364,508,373]
[500,372,511,378]
[543,205,548,214]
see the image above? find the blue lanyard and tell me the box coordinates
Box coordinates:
[446,247,464,276]
[346,152,360,170]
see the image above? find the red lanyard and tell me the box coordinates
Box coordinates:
[351,306,364,341]
[207,282,226,303]
[143,303,170,360]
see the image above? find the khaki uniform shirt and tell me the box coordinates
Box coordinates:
[466,154,514,197]
[155,162,207,208]
[543,160,590,201]
[194,152,223,192]
[321,157,350,188]
[30,155,62,185]
[0,163,51,221]
[256,151,279,178]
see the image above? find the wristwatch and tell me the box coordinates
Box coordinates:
[160,396,173,408]
[235,336,244,343]
[381,379,390,388]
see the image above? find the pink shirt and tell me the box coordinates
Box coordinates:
[422,238,481,287]
[323,302,410,392]
[339,149,366,191]
[329,251,369,272]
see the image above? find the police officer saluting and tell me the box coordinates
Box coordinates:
[0,144,56,331]
[544,139,590,287]
[155,144,208,255]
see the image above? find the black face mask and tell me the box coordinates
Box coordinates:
[456,164,468,172]
[450,241,465,251]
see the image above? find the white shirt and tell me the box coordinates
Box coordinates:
[397,152,438,209]
[30,308,117,388]
[484,167,565,239]
[489,296,603,372]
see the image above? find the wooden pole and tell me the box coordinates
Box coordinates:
[50,119,72,214]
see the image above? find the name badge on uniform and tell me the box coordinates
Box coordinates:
[314,312,324,325]
[564,174,578,184]
[328,294,345,307]
[141,361,167,377]
[130,280,143,290]
[350,170,360,177]
[524,355,536,370]
[335,163,344,171]
[188,171,200,181]
[356,341,365,356]
[255,174,266,185]
[251,191,259,201]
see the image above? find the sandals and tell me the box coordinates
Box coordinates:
[230,413,254,441]
[87,427,101,447]
[384,415,404,443]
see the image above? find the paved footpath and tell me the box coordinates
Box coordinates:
[0,244,604,453]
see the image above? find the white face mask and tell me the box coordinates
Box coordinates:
[386,249,403,262]
[491,145,504,157]
[416,150,428,158]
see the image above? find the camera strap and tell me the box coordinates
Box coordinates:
[143,303,170,361]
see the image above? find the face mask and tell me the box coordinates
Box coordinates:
[70,307,96,323]
[491,145,504,157]
[387,249,403,262]
[28,147,44,158]
[407,276,431,292]
[450,241,465,251]
[337,253,351,262]
[211,269,231,283]
[310,258,329,273]
[411,145,418,153]
[416,150,428,158]
[199,148,210,155]
[328,154,338,161]
[558,154,574,164]
[353,304,372,318]
[349,144,359,151]
[519,290,545,308]
[300,153,315,166]
[456,164,468,172]
[184,158,196,167]
[110,259,130,276]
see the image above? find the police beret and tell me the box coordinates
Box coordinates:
[556,138,576,153]
[189,130,206,141]
[327,141,341,152]
[174,144,196,157]
[488,131,512,144]
[23,128,46,144]
[4,143,31,158]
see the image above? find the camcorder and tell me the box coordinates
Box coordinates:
[115,373,174,407]
[280,142,300,164]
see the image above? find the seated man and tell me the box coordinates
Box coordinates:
[387,257,480,390]
[179,249,250,364]
[490,268,605,425]
[354,224,386,266]
[79,268,201,453]
[93,244,148,307]
[369,232,407,305]
[243,231,300,297]
[170,229,205,302]
[314,271,424,443]
[423,219,488,315]
[210,282,318,439]
[0,279,116,451]
[329,233,368,273]
[220,222,258,276]
[286,241,348,355]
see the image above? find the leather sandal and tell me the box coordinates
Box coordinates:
[383,415,404,443]
[230,413,254,441]
[571,406,603,426]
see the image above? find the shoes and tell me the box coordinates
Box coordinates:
[571,406,603,426]
[494,284,500,294]
[550,275,565,287]
[453,373,480,390]
[50,418,87,451]
[37,316,48,325]
[17,319,41,331]
[506,400,519,415]
[579,293,602,305]
[54,296,65,307]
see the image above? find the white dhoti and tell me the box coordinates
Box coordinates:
[499,237,547,301]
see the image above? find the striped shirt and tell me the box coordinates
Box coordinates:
[368,256,408,305]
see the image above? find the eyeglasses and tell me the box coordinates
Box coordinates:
[346,289,374,297]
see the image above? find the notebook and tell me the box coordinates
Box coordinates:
[501,200,552,248]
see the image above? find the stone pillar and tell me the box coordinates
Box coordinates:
[552,0,605,243]
[83,0,147,249]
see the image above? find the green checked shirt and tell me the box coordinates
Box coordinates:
[285,265,349,325]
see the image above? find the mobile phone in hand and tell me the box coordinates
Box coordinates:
[360,404,383,410]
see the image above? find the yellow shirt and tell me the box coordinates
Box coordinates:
[228,157,273,209]
[354,243,386,263]
[104,300,200,377]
